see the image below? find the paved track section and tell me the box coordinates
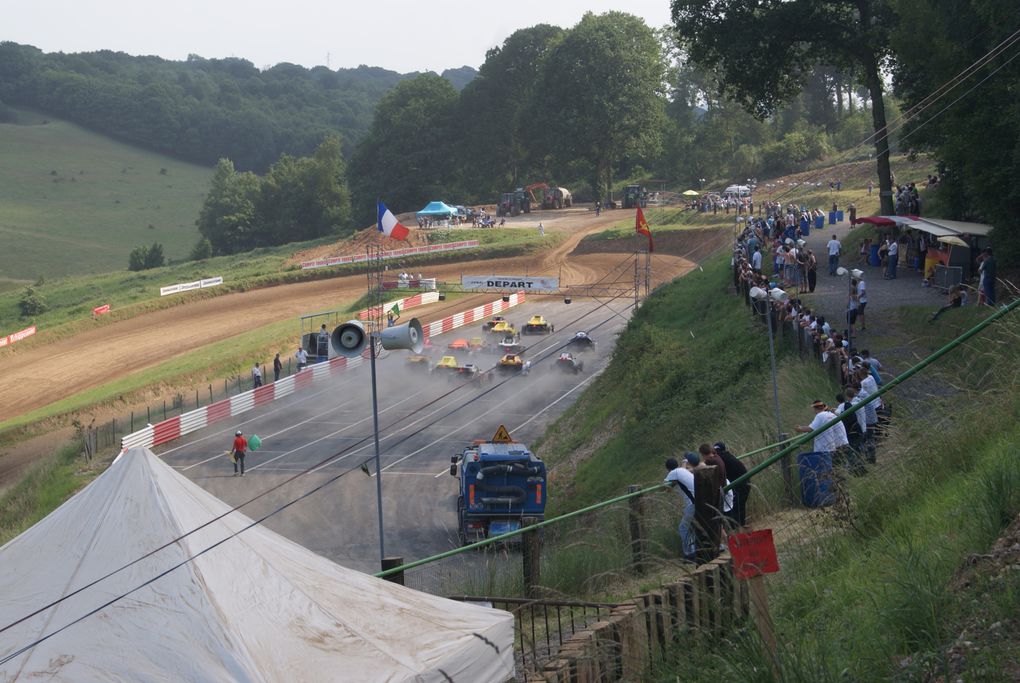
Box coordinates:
[156,297,631,576]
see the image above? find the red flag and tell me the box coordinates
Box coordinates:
[635,207,654,252]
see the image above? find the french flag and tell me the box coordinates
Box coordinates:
[377,201,410,241]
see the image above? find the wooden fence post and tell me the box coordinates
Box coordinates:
[693,466,723,565]
[522,517,542,598]
[628,485,647,574]
[779,432,798,505]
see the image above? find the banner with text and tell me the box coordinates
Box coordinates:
[300,240,479,270]
[0,325,37,348]
[92,304,111,316]
[160,276,224,297]
[461,275,559,292]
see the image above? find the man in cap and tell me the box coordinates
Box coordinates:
[795,400,849,456]
[231,429,248,477]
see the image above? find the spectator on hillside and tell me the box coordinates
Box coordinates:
[824,235,840,275]
[713,442,749,527]
[295,346,308,371]
[853,277,868,331]
[794,400,849,456]
[836,389,867,475]
[979,247,996,305]
[929,284,964,322]
[251,362,263,389]
[273,353,283,382]
[664,456,697,562]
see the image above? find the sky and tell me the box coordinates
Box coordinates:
[5,0,673,74]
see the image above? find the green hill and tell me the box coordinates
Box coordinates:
[0,109,212,286]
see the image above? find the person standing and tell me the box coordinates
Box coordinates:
[794,400,849,456]
[664,455,698,562]
[295,346,308,371]
[854,277,868,331]
[273,353,283,382]
[751,246,762,275]
[885,236,899,279]
[827,234,842,276]
[713,442,749,527]
[806,249,818,293]
[251,362,263,389]
[231,430,248,477]
[979,247,996,305]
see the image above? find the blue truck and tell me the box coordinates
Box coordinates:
[450,425,547,545]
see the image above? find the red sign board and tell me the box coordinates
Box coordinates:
[0,325,36,348]
[728,529,780,580]
[92,304,111,316]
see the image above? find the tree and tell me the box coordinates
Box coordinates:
[348,74,460,220]
[189,237,213,261]
[891,0,1020,263]
[671,0,899,213]
[144,242,165,269]
[128,245,149,271]
[528,13,665,203]
[196,158,261,254]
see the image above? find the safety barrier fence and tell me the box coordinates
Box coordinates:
[119,292,526,452]
[299,240,480,270]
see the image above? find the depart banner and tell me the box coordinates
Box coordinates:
[461,275,559,292]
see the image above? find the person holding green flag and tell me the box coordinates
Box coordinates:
[387,302,400,327]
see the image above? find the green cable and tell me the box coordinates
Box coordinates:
[375,482,667,579]
[737,435,799,460]
[727,298,1020,491]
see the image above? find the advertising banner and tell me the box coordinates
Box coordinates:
[0,325,37,348]
[461,275,559,292]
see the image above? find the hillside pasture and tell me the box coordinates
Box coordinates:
[0,110,212,283]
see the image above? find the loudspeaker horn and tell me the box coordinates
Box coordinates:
[331,320,368,358]
[379,317,424,354]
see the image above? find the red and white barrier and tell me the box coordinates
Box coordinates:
[358,291,440,321]
[120,292,526,451]
[0,325,36,348]
[300,240,479,270]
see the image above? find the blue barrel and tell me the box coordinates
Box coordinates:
[828,211,837,225]
[798,452,836,507]
[814,215,824,229]
[836,210,845,222]
[869,244,881,267]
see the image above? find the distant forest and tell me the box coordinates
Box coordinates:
[1,0,1016,264]
[0,41,475,172]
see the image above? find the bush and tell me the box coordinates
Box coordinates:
[128,242,166,271]
[17,286,47,317]
[189,238,213,261]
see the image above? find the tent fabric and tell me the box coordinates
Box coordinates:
[918,217,993,237]
[416,201,457,217]
[0,448,515,682]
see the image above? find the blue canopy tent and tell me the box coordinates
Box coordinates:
[417,201,457,217]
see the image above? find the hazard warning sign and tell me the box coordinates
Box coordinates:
[490,425,514,443]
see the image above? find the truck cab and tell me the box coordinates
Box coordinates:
[450,426,546,545]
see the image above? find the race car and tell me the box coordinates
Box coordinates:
[497,335,526,356]
[567,331,597,351]
[433,355,489,383]
[555,352,584,374]
[447,338,470,351]
[468,337,488,352]
[487,320,517,339]
[405,353,432,372]
[481,315,507,332]
[497,353,529,374]
[522,315,554,335]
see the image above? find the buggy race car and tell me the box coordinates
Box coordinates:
[555,352,584,374]
[522,315,554,335]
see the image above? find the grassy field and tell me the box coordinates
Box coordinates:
[0,108,213,285]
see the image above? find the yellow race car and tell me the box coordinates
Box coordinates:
[522,315,554,335]
[497,353,527,374]
[488,320,517,338]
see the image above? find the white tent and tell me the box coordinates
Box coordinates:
[0,448,514,682]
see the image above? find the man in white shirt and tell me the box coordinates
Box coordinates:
[751,247,762,274]
[854,277,868,331]
[664,456,698,561]
[795,400,849,454]
[295,346,308,371]
[885,236,899,279]
[826,234,842,275]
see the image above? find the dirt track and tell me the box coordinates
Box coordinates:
[0,207,712,487]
